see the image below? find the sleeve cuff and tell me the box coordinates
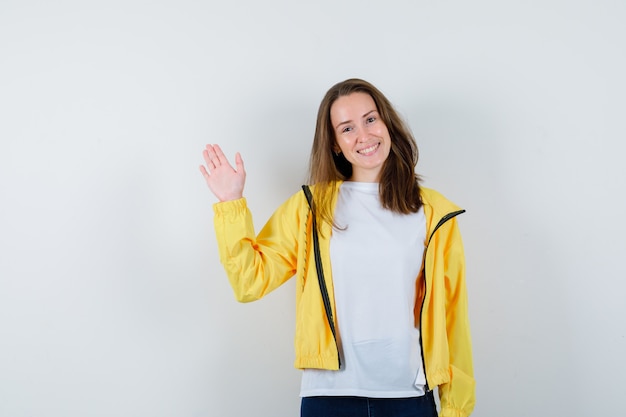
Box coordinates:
[213,198,248,215]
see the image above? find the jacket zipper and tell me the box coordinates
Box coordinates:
[302,185,341,368]
[418,209,465,391]
[313,226,341,368]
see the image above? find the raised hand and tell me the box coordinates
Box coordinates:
[199,144,246,202]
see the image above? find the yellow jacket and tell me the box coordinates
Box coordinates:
[213,183,475,417]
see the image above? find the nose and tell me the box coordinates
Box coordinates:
[357,123,371,142]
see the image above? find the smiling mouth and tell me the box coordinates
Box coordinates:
[357,142,380,155]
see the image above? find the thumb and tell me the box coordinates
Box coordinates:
[235,152,245,174]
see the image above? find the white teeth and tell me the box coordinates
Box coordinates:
[358,143,379,154]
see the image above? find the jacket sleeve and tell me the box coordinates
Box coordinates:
[212,196,301,303]
[438,218,476,417]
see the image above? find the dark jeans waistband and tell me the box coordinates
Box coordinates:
[301,391,438,417]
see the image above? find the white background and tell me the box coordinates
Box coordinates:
[1,1,625,416]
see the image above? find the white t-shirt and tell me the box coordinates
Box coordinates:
[300,181,427,398]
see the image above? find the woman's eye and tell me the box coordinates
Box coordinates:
[342,126,353,133]
[366,116,376,123]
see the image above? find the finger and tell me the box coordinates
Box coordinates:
[199,165,210,179]
[208,150,221,168]
[204,144,216,161]
[212,144,228,167]
[203,149,218,169]
[235,152,245,174]
[204,144,220,165]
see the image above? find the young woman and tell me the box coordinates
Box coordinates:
[200,79,475,417]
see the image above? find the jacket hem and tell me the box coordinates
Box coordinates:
[294,356,340,371]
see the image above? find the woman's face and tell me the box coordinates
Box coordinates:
[330,92,391,182]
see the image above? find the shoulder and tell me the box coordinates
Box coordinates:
[275,183,340,213]
[420,186,463,215]
[278,187,309,212]
[306,181,343,193]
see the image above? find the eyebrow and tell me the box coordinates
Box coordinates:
[334,110,378,130]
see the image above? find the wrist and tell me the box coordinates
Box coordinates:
[219,193,243,202]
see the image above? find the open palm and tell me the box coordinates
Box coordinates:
[199,144,246,202]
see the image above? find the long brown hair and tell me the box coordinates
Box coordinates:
[307,78,422,229]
